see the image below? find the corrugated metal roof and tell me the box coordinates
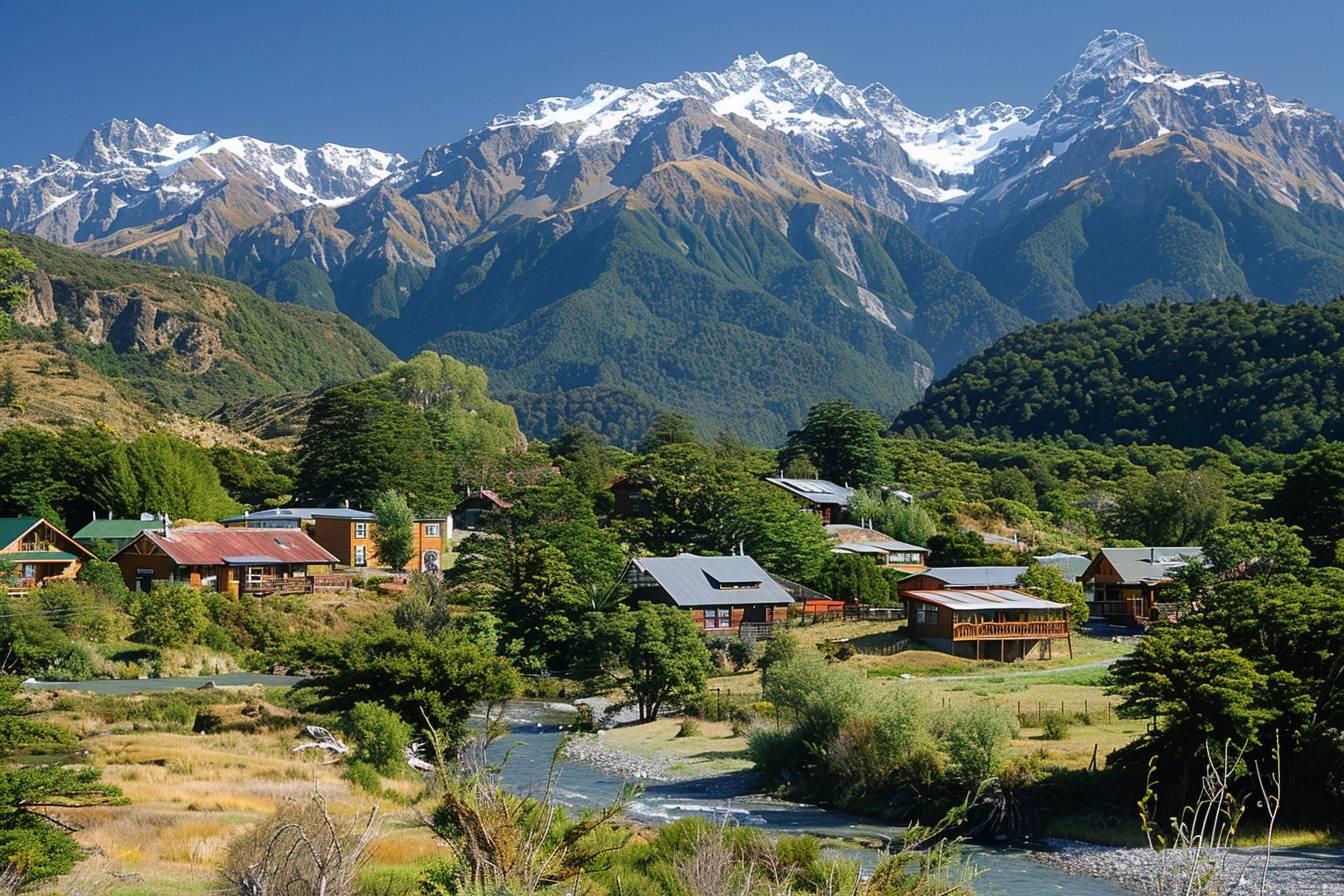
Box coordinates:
[128,527,338,566]
[73,519,165,541]
[1034,553,1091,581]
[632,554,795,607]
[765,478,854,506]
[826,524,927,553]
[905,589,1065,611]
[0,551,78,562]
[219,507,374,524]
[0,518,42,549]
[919,566,1029,587]
[1096,547,1204,583]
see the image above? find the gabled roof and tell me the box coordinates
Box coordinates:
[826,524,927,554]
[765,477,854,507]
[630,554,795,607]
[904,589,1065,611]
[456,489,513,510]
[73,518,166,541]
[0,517,95,559]
[0,517,42,549]
[219,507,374,524]
[1033,553,1092,581]
[917,566,1028,588]
[119,527,338,566]
[1093,547,1205,583]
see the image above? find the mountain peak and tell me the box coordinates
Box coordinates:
[1051,30,1167,102]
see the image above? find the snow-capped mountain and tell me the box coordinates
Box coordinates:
[0,118,405,259]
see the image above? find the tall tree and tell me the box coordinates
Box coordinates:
[637,411,698,454]
[782,401,892,487]
[372,490,415,572]
[296,380,449,512]
[581,604,712,721]
[1106,467,1229,545]
[1270,443,1344,564]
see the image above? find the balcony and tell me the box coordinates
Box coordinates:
[952,620,1070,640]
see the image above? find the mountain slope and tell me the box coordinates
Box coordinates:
[375,105,1023,442]
[0,119,405,272]
[896,297,1344,451]
[1,230,395,431]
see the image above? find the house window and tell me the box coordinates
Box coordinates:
[354,545,367,567]
[703,608,733,630]
[355,522,367,539]
[424,523,440,537]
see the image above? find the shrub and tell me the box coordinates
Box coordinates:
[940,704,1017,785]
[747,727,806,784]
[725,638,756,672]
[757,631,798,684]
[219,794,378,896]
[130,584,207,647]
[675,719,702,738]
[76,558,130,602]
[1041,712,1071,741]
[343,761,384,795]
[343,701,412,775]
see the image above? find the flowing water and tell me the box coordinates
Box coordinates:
[491,701,1140,896]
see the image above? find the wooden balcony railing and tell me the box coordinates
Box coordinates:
[242,574,353,595]
[952,620,1070,640]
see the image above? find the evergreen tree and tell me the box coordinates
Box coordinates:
[372,490,415,572]
[782,401,892,487]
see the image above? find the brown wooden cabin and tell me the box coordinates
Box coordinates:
[607,474,653,518]
[112,526,342,596]
[625,553,794,640]
[763,477,854,524]
[902,589,1071,661]
[451,489,512,533]
[898,566,1027,593]
[826,524,929,573]
[1081,547,1204,625]
[0,518,94,594]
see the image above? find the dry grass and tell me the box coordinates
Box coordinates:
[32,720,445,895]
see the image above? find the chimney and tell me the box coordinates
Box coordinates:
[1150,547,1155,564]
[91,511,96,521]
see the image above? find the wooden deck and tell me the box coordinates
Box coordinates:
[952,620,1070,640]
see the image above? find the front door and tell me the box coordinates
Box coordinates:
[742,605,767,623]
[136,568,155,592]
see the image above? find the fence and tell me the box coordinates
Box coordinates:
[789,603,908,624]
[851,637,909,656]
[930,694,1118,725]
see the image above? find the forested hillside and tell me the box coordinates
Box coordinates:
[0,231,395,434]
[897,297,1344,451]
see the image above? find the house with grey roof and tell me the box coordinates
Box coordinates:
[625,553,793,637]
[764,477,854,523]
[902,588,1072,661]
[898,565,1029,593]
[1081,546,1205,625]
[1033,552,1092,581]
[826,524,929,572]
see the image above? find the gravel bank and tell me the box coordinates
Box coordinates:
[561,732,673,781]
[1034,839,1344,895]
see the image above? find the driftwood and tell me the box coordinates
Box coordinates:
[291,726,349,764]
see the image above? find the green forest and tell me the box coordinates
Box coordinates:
[898,297,1344,451]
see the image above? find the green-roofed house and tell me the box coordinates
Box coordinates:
[73,516,167,555]
[0,518,96,594]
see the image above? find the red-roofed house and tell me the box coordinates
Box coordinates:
[451,488,513,532]
[111,526,342,596]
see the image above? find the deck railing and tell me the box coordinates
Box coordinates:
[242,574,354,595]
[952,620,1070,640]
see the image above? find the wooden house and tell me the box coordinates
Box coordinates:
[826,524,929,572]
[898,566,1028,593]
[0,518,94,593]
[625,554,794,638]
[451,489,512,532]
[225,507,450,573]
[72,515,165,553]
[902,589,1071,661]
[764,477,854,524]
[112,526,341,596]
[607,474,653,518]
[1081,546,1204,625]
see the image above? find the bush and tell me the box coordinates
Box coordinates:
[343,761,384,795]
[747,727,806,784]
[726,638,756,672]
[757,631,798,684]
[343,701,412,775]
[676,719,702,738]
[939,704,1017,785]
[1040,712,1071,741]
[76,558,130,602]
[130,584,207,647]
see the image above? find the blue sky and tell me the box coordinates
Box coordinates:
[7,0,1341,164]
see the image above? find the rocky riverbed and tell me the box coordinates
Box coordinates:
[561,732,674,781]
[1034,839,1344,895]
